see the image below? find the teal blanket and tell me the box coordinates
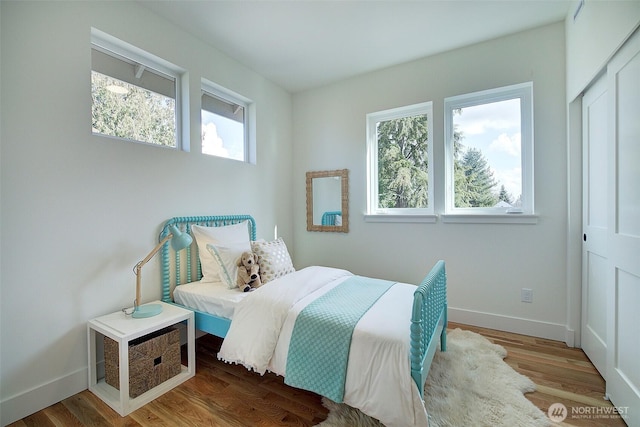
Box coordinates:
[284,276,395,402]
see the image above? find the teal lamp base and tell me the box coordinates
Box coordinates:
[132,303,163,318]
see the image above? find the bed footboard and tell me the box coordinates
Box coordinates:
[410,260,447,398]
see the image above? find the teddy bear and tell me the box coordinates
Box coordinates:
[236,251,263,292]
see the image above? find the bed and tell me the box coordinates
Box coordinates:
[159,215,447,427]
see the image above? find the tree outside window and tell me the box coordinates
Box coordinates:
[92,72,176,147]
[91,29,181,149]
[367,102,434,216]
[445,83,534,215]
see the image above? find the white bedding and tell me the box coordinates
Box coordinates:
[173,280,248,319]
[218,266,429,427]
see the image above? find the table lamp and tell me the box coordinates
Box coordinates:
[132,224,192,318]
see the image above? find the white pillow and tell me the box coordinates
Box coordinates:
[251,238,295,284]
[206,242,251,289]
[191,222,250,283]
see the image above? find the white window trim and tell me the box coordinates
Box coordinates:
[440,213,538,224]
[444,82,535,218]
[364,213,438,223]
[91,28,187,150]
[366,101,434,218]
[201,78,256,164]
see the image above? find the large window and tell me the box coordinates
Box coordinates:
[444,82,534,215]
[366,102,434,218]
[91,29,183,149]
[201,80,253,163]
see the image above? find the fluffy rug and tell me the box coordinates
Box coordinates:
[316,328,550,427]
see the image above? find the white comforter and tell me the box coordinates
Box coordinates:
[218,266,429,427]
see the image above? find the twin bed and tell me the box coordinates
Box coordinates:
[158,215,447,427]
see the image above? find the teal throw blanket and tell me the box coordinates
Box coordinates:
[285,276,395,402]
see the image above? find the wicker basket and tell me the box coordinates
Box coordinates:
[104,326,181,398]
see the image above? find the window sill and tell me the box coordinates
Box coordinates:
[441,214,538,224]
[364,214,438,223]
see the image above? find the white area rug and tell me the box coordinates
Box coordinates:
[316,328,550,427]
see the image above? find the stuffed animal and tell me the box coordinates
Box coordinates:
[236,251,263,292]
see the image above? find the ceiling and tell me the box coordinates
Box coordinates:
[140,0,572,93]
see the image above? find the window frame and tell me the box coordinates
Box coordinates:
[200,79,255,164]
[90,28,185,150]
[366,101,435,221]
[443,82,535,219]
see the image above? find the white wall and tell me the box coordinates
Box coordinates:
[565,0,640,101]
[293,23,568,341]
[0,2,292,424]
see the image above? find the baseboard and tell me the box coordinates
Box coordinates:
[1,367,87,426]
[448,307,571,344]
[565,328,576,348]
[2,326,192,426]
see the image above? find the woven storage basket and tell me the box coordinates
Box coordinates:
[104,326,181,398]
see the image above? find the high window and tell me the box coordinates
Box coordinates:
[366,102,434,218]
[201,79,254,163]
[444,82,534,216]
[91,29,183,149]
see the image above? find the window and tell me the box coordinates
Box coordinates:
[444,82,534,216]
[366,102,434,219]
[91,29,183,149]
[201,79,254,163]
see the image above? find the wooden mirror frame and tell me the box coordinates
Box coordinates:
[306,169,349,232]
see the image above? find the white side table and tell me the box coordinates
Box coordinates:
[87,301,195,416]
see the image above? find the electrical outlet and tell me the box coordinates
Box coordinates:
[521,288,533,303]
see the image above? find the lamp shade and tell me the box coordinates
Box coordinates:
[168,224,193,251]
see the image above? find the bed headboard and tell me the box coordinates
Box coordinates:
[321,211,342,226]
[159,215,256,302]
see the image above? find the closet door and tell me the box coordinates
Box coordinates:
[605,28,640,425]
[581,74,608,378]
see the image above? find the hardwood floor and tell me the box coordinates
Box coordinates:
[449,323,626,427]
[9,323,627,427]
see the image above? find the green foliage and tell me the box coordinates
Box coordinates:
[455,148,498,207]
[498,185,513,205]
[453,117,498,208]
[377,115,429,208]
[91,72,176,147]
[375,108,501,210]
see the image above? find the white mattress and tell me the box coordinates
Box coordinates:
[173,280,249,319]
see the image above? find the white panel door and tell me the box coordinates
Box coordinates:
[606,28,640,426]
[581,74,609,378]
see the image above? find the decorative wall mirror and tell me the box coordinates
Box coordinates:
[306,169,349,232]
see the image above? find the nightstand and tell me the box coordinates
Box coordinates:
[87,301,195,416]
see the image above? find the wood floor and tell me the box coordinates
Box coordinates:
[9,323,627,427]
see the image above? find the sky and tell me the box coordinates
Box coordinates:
[201,110,244,161]
[453,98,522,201]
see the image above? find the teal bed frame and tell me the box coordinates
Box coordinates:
[159,215,447,398]
[321,210,342,225]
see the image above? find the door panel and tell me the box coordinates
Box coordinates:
[615,269,640,390]
[581,74,608,377]
[606,28,640,427]
[586,253,607,342]
[615,51,640,239]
